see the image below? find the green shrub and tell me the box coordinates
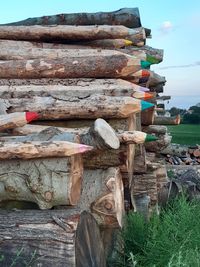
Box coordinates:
[112,197,200,267]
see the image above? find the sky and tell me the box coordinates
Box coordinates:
[0,0,200,109]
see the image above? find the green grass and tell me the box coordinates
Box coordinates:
[111,197,200,267]
[167,124,200,145]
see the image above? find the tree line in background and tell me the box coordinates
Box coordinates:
[168,105,200,124]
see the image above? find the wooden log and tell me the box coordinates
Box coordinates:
[153,115,181,125]
[147,71,166,88]
[8,119,120,150]
[141,106,155,125]
[0,155,83,208]
[0,99,9,114]
[160,144,189,157]
[156,95,171,101]
[0,39,134,51]
[142,125,168,135]
[0,140,93,159]
[117,130,157,144]
[133,145,147,173]
[0,50,149,79]
[2,8,141,28]
[0,79,151,99]
[0,25,145,42]
[123,45,164,62]
[6,95,150,120]
[0,209,106,267]
[78,167,124,227]
[0,112,38,132]
[144,134,172,152]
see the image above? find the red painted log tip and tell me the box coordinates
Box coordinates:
[25,112,39,122]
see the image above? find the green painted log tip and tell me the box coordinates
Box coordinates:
[141,60,151,69]
[146,54,160,64]
[145,134,158,142]
[141,100,154,110]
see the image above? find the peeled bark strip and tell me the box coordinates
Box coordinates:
[0,209,106,267]
[0,25,145,42]
[0,50,145,79]
[0,140,93,159]
[6,95,142,120]
[2,8,141,29]
[0,155,83,208]
[0,79,147,99]
[153,115,181,125]
[78,167,124,227]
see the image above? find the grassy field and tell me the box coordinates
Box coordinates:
[167,124,200,145]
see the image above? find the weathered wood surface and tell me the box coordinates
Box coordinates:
[0,46,149,61]
[8,119,120,150]
[0,79,148,99]
[0,112,38,131]
[0,25,145,42]
[147,71,166,88]
[0,50,146,79]
[0,209,106,267]
[144,134,172,152]
[0,39,134,51]
[78,167,124,227]
[153,115,181,125]
[142,125,168,135]
[141,106,155,125]
[0,140,93,159]
[133,144,147,173]
[0,155,83,208]
[2,8,141,29]
[160,144,189,157]
[6,95,142,119]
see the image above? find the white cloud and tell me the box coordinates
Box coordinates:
[159,21,173,34]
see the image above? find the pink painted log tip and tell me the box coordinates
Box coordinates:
[78,144,94,153]
[25,112,39,122]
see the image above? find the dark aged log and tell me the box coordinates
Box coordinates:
[142,125,168,135]
[0,155,83,208]
[0,39,134,51]
[144,134,172,152]
[147,71,166,87]
[0,209,106,267]
[2,8,141,28]
[78,167,124,227]
[0,79,148,99]
[6,95,142,120]
[156,95,171,101]
[153,115,181,125]
[141,106,155,125]
[0,25,145,43]
[133,145,147,174]
[0,50,147,79]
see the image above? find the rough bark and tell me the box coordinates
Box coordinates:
[142,125,168,135]
[0,209,106,267]
[153,115,181,125]
[0,79,146,99]
[0,39,136,52]
[2,8,141,29]
[0,45,149,61]
[0,50,145,79]
[78,167,124,227]
[141,106,155,125]
[0,25,145,42]
[6,95,142,120]
[8,119,120,150]
[0,155,83,208]
[160,144,189,157]
[147,71,166,87]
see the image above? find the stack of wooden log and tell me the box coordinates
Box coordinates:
[162,144,200,165]
[0,8,171,266]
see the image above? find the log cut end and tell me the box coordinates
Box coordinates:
[94,118,120,149]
